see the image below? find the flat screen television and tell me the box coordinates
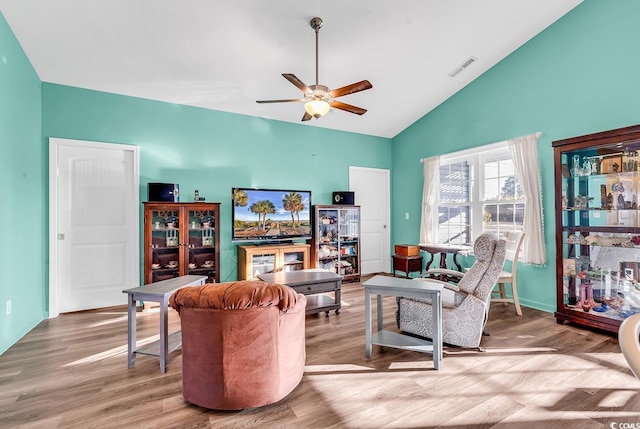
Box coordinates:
[232,188,312,242]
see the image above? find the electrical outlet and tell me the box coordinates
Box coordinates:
[6,300,11,316]
[405,212,410,220]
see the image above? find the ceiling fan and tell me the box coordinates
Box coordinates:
[256,17,372,121]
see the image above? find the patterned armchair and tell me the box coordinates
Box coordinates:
[396,233,506,349]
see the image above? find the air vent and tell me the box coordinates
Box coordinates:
[448,56,477,77]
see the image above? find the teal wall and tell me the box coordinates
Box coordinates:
[0,8,390,355]
[41,84,391,287]
[391,0,640,312]
[0,13,45,354]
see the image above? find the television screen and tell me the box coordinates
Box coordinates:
[232,188,312,242]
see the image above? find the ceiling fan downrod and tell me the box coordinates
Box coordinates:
[310,17,322,87]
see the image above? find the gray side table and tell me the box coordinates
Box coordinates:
[362,275,443,369]
[123,275,207,373]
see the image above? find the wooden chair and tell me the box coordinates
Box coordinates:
[493,231,526,316]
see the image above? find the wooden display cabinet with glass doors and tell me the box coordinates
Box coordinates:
[553,124,640,333]
[143,202,220,285]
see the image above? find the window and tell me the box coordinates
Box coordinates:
[438,161,473,245]
[437,142,524,245]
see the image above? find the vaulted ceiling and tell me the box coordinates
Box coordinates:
[0,0,583,138]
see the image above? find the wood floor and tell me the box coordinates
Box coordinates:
[1,276,640,429]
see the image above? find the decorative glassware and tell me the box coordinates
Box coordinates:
[571,154,581,176]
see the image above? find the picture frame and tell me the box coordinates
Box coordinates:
[601,154,623,174]
[563,258,576,276]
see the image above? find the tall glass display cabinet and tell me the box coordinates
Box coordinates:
[553,124,640,333]
[143,202,220,285]
[310,205,361,283]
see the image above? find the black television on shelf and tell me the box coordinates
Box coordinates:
[232,187,312,242]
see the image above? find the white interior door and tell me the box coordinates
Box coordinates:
[349,166,390,274]
[49,138,139,316]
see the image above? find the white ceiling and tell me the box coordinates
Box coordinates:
[0,0,582,138]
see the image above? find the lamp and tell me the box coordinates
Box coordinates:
[304,100,330,119]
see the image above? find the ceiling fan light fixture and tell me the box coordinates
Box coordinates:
[304,100,331,118]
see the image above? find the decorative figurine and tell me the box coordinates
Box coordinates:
[572,154,581,176]
[577,271,597,312]
[582,157,592,176]
[574,195,594,209]
[594,158,602,174]
[600,184,607,209]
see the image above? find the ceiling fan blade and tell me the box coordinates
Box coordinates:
[256,99,304,104]
[330,101,367,115]
[329,80,372,98]
[301,112,313,121]
[283,74,310,93]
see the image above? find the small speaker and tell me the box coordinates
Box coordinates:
[332,191,354,205]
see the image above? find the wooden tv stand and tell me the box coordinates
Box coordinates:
[237,243,310,280]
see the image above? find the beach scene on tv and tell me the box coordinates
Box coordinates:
[233,189,312,240]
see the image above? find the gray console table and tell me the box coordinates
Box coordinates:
[258,269,342,316]
[362,275,443,369]
[122,275,207,373]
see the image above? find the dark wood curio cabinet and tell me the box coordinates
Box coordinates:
[143,202,220,285]
[553,124,640,333]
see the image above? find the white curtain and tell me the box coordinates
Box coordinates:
[419,156,440,244]
[508,132,546,265]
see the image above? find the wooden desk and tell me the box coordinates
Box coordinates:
[419,243,472,280]
[362,275,443,369]
[122,275,207,373]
